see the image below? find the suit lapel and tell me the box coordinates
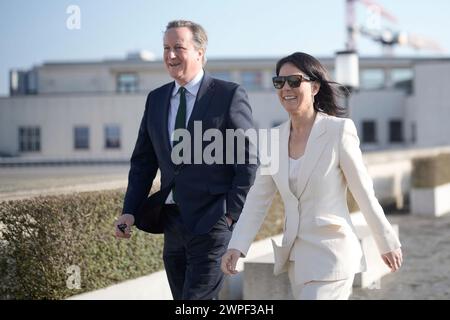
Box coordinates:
[187,72,215,133]
[296,112,328,199]
[161,82,175,158]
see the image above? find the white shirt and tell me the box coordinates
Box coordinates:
[288,155,303,261]
[166,69,204,204]
[288,156,303,198]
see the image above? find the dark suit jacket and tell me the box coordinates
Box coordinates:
[122,72,258,234]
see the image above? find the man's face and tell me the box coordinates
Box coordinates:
[163,27,204,86]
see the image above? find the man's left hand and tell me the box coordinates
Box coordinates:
[225,215,233,228]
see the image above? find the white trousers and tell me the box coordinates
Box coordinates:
[288,261,354,300]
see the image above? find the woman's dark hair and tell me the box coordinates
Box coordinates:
[276,52,346,117]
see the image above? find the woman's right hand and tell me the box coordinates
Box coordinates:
[221,249,242,275]
[381,247,403,272]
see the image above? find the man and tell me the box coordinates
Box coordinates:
[114,20,258,300]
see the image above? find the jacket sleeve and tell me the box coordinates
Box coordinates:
[122,93,159,216]
[227,166,277,257]
[225,85,259,222]
[339,118,401,254]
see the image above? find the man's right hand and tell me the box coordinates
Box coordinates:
[114,214,135,239]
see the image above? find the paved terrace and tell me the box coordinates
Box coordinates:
[350,212,450,300]
[0,165,129,201]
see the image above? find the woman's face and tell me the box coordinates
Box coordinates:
[276,63,318,115]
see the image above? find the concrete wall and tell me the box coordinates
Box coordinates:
[38,65,115,94]
[0,94,146,158]
[363,146,450,208]
[247,91,287,129]
[409,62,450,148]
[350,89,407,151]
[35,62,274,95]
[411,182,450,217]
[0,90,284,158]
[137,71,172,92]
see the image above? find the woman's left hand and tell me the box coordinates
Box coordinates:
[381,248,403,272]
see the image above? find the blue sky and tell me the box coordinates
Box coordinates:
[1,0,449,96]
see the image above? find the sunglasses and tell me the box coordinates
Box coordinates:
[272,74,313,89]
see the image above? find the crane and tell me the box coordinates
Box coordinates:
[345,0,445,54]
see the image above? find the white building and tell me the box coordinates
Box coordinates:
[1,54,449,162]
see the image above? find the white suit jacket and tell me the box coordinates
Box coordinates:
[228,112,401,284]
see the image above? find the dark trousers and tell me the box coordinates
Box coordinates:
[162,204,233,300]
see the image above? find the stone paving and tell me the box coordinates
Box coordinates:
[350,212,450,300]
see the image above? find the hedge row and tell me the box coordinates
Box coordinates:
[0,188,288,299]
[412,153,450,188]
[0,190,164,299]
[0,184,361,299]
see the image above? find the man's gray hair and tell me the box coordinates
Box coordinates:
[165,20,208,65]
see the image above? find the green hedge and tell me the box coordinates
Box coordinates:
[0,184,360,299]
[0,189,287,300]
[412,153,450,188]
[0,190,164,299]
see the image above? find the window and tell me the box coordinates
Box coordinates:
[105,125,121,149]
[389,120,403,143]
[328,68,335,81]
[26,69,38,94]
[74,126,89,150]
[411,122,416,143]
[271,120,284,128]
[19,126,41,152]
[362,121,377,143]
[210,71,232,82]
[360,69,385,90]
[391,68,413,93]
[240,71,263,90]
[391,68,413,84]
[117,73,138,93]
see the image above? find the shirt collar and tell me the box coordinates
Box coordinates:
[172,69,204,97]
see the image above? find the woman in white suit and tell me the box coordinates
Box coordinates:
[221,52,402,300]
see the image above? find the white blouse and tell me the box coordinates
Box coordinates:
[289,155,303,261]
[288,155,303,198]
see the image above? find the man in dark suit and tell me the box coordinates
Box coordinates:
[114,20,258,300]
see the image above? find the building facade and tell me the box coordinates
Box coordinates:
[1,55,449,161]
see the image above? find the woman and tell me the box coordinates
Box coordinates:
[221,52,402,300]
